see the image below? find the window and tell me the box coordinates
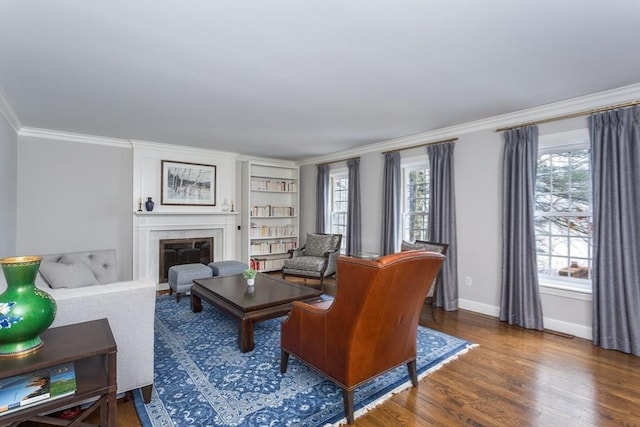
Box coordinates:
[402,161,430,243]
[535,130,592,292]
[329,170,348,253]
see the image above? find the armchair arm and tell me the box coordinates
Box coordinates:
[288,247,305,258]
[323,249,341,277]
[281,300,331,362]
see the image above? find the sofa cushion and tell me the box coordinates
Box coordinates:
[59,252,118,285]
[304,233,336,257]
[283,256,327,273]
[39,261,99,289]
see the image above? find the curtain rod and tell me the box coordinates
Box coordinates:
[495,100,640,132]
[381,137,458,155]
[316,156,360,167]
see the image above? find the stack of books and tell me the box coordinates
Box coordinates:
[0,362,76,416]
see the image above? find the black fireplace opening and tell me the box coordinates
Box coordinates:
[159,237,213,283]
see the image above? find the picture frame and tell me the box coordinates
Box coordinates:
[161,160,216,206]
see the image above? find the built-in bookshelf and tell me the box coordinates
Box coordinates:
[242,162,299,272]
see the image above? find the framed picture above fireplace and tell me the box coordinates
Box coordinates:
[161,160,216,206]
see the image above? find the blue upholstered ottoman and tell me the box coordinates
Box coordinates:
[208,260,249,277]
[168,263,213,302]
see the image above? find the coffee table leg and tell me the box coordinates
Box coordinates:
[239,319,255,352]
[191,293,203,313]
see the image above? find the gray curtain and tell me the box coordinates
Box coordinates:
[427,142,458,311]
[381,151,401,255]
[589,105,640,356]
[316,164,329,233]
[346,158,361,255]
[500,126,544,330]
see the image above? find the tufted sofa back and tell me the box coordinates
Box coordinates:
[39,249,119,285]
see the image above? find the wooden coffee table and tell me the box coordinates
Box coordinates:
[191,273,323,352]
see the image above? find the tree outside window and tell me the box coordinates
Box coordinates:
[330,172,348,253]
[535,147,592,288]
[402,163,430,242]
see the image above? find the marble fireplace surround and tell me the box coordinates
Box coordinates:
[133,211,237,291]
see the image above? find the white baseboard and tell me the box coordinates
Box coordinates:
[458,299,500,317]
[458,299,592,340]
[543,317,592,340]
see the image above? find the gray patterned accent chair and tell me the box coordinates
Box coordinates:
[282,233,342,289]
[401,240,449,318]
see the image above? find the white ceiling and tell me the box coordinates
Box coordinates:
[1,1,639,161]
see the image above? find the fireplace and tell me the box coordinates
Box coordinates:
[158,237,214,283]
[133,211,236,288]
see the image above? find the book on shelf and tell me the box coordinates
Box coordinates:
[49,362,77,400]
[0,362,76,416]
[0,369,50,414]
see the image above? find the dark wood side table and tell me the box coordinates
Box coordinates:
[0,318,117,427]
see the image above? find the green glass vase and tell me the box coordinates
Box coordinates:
[0,256,57,356]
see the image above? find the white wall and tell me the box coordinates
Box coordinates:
[0,113,17,258]
[16,135,134,279]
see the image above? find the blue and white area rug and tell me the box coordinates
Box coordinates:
[133,295,475,426]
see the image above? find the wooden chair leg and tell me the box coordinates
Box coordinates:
[342,388,355,424]
[280,350,290,373]
[407,359,418,387]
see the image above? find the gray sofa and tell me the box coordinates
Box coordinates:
[1,249,156,402]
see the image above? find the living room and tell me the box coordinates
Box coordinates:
[1,1,639,425]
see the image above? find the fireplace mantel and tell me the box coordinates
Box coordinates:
[135,211,239,217]
[133,211,238,289]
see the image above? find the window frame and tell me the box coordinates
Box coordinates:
[329,168,348,254]
[401,157,430,244]
[536,129,592,295]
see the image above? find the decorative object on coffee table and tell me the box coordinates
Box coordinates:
[0,256,57,356]
[243,268,257,286]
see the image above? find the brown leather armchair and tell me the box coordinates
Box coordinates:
[280,250,445,424]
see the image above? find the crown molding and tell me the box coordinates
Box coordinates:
[237,154,297,167]
[297,83,640,166]
[130,139,240,160]
[19,127,131,148]
[0,86,22,133]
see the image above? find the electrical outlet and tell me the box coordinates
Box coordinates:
[464,276,472,286]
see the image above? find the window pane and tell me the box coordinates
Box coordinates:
[330,175,348,252]
[402,164,430,243]
[535,147,592,288]
[550,236,569,256]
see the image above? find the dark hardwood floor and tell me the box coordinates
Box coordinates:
[89,275,640,426]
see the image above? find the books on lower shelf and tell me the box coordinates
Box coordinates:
[250,240,297,256]
[0,362,76,416]
[250,257,287,272]
[49,362,77,400]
